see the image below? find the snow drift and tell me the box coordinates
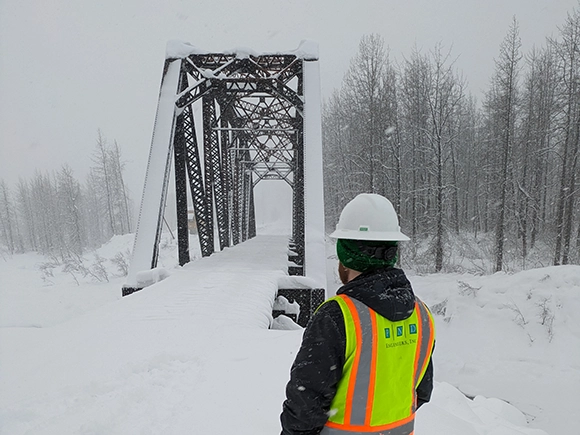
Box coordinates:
[1,234,578,434]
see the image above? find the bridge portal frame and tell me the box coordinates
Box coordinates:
[123,41,326,297]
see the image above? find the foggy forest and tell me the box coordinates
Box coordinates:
[323,12,580,273]
[1,8,579,275]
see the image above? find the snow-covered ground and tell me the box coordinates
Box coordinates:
[409,267,580,434]
[1,231,578,434]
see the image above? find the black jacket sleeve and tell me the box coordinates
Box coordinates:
[280,301,346,435]
[416,344,435,409]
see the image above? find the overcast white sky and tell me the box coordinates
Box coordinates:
[0,0,577,200]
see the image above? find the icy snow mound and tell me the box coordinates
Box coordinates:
[417,382,547,435]
[410,264,580,433]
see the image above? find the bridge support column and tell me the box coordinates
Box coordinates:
[123,58,182,295]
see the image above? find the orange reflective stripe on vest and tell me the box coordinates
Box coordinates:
[412,298,436,414]
[321,294,435,435]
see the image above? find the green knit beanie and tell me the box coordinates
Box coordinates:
[336,239,398,273]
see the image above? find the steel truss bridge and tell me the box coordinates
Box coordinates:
[122,41,326,324]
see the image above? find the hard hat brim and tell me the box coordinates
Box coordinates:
[329,228,410,241]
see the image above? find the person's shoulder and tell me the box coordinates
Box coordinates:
[315,296,343,317]
[309,296,346,329]
[306,297,347,342]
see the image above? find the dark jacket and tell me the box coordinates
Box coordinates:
[280,267,434,435]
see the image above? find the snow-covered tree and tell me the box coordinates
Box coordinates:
[57,164,85,256]
[0,179,20,253]
[486,17,523,272]
[551,7,580,265]
[400,47,432,240]
[423,45,465,271]
[89,131,133,240]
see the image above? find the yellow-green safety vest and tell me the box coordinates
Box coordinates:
[320,294,435,435]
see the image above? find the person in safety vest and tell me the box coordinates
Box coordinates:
[280,193,435,435]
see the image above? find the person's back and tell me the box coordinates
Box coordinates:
[280,194,436,435]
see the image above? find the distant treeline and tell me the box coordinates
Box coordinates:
[2,9,578,275]
[0,131,133,260]
[323,9,580,272]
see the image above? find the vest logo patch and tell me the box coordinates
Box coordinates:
[384,324,417,348]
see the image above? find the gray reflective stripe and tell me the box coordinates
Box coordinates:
[321,418,414,435]
[348,297,374,426]
[414,300,433,392]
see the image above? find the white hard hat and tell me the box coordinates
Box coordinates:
[329,193,410,241]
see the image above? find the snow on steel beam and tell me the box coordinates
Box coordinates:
[165,39,318,61]
[123,58,182,294]
[302,42,327,291]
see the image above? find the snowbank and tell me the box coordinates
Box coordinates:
[1,234,576,434]
[409,265,580,433]
[417,382,548,435]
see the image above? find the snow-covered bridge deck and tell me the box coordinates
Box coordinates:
[132,234,296,329]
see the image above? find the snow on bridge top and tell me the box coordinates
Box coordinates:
[165,39,319,61]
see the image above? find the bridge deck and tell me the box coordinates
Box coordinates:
[134,234,292,329]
